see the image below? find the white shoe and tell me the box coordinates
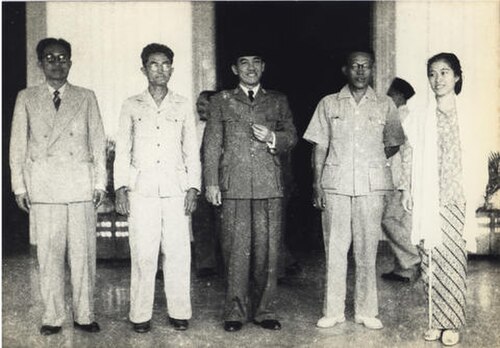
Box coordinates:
[316,316,346,328]
[354,316,384,330]
[424,328,442,341]
[441,330,460,346]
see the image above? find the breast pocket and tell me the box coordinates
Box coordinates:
[132,115,153,138]
[329,116,346,139]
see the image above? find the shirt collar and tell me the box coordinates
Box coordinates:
[47,82,67,97]
[239,84,261,97]
[338,84,377,101]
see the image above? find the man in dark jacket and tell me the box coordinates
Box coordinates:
[203,49,297,332]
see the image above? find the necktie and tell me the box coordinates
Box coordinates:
[248,90,254,102]
[53,90,61,111]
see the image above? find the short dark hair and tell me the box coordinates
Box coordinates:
[388,77,415,100]
[198,90,217,101]
[344,48,375,66]
[141,43,174,66]
[36,38,72,62]
[427,52,463,94]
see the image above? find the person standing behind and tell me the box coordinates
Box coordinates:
[303,50,405,330]
[191,90,221,278]
[10,37,106,335]
[114,43,201,333]
[381,77,421,282]
[401,53,468,346]
[204,49,297,332]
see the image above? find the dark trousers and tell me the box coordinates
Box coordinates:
[221,198,282,322]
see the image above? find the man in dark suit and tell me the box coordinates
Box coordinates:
[203,49,297,332]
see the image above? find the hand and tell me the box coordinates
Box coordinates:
[15,192,31,213]
[93,189,106,208]
[252,124,273,143]
[401,190,413,212]
[115,187,130,216]
[312,185,326,211]
[205,185,222,206]
[184,188,199,215]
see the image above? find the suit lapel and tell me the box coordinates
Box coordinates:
[232,87,252,106]
[34,85,58,129]
[253,87,268,105]
[48,83,84,146]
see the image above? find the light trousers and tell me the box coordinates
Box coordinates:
[128,193,191,323]
[322,194,384,318]
[382,191,420,276]
[31,202,96,326]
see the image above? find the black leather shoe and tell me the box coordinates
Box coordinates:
[224,321,243,332]
[74,321,100,333]
[169,317,188,331]
[40,325,61,335]
[254,319,281,330]
[381,271,411,282]
[132,321,151,333]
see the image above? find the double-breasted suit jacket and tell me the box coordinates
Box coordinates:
[10,83,107,204]
[203,87,297,198]
[9,82,106,326]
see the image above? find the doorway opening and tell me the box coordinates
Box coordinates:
[215,1,373,251]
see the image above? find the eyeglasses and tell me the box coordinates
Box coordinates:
[147,62,172,72]
[350,63,372,71]
[43,54,69,64]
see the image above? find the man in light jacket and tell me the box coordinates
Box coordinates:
[10,37,106,335]
[114,43,201,334]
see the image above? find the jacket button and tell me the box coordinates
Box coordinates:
[157,160,160,164]
[69,132,73,136]
[157,126,160,130]
[69,152,73,156]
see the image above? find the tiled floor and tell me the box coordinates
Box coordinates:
[2,245,500,348]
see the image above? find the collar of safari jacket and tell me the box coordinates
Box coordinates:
[338,84,378,101]
[136,88,184,110]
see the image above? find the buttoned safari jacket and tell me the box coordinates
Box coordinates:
[114,89,201,197]
[303,85,405,197]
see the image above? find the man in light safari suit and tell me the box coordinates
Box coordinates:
[9,38,106,335]
[304,50,405,330]
[114,43,201,333]
[204,49,297,332]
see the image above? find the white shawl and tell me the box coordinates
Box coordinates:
[404,101,441,249]
[404,97,476,250]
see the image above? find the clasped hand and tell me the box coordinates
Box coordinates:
[252,124,273,143]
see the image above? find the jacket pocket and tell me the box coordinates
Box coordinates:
[368,163,393,191]
[321,163,340,190]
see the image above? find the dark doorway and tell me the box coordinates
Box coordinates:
[3,2,29,255]
[215,2,373,251]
